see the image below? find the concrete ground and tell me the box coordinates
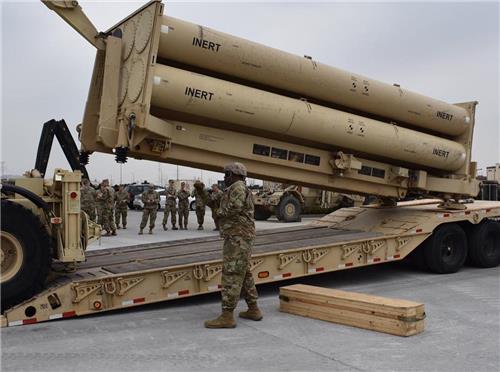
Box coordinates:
[1,211,499,372]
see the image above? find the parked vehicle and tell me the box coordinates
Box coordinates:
[253,183,363,222]
[133,189,196,211]
[125,183,156,209]
[133,188,166,210]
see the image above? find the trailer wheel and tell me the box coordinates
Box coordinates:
[424,223,467,274]
[468,221,500,268]
[1,200,51,311]
[190,201,196,211]
[277,195,302,222]
[254,206,272,221]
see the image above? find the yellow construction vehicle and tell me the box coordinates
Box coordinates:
[1,0,498,327]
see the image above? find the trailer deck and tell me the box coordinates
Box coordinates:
[82,226,380,274]
[2,201,499,327]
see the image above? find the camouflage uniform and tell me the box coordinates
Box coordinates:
[114,189,129,229]
[140,188,159,233]
[107,186,117,233]
[81,183,96,222]
[218,180,258,312]
[162,183,178,230]
[96,185,114,234]
[177,188,190,229]
[209,187,223,230]
[191,182,208,229]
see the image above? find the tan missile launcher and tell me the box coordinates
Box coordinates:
[158,16,470,137]
[54,0,478,202]
[151,65,467,172]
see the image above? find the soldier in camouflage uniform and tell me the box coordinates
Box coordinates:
[80,178,96,222]
[205,162,262,329]
[105,179,117,234]
[96,179,116,236]
[209,184,223,231]
[114,185,129,229]
[162,179,179,230]
[177,182,190,230]
[139,185,159,235]
[191,181,208,230]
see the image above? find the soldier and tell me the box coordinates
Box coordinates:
[191,180,208,230]
[209,184,223,231]
[162,179,178,230]
[80,178,96,222]
[205,162,262,329]
[104,179,117,235]
[177,182,190,230]
[139,185,159,235]
[96,179,116,236]
[114,185,129,229]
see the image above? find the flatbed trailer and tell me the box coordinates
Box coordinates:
[2,200,499,327]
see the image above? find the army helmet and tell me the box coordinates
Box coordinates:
[223,162,247,177]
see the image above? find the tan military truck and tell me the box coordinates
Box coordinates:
[1,167,101,312]
[253,183,361,222]
[1,0,499,327]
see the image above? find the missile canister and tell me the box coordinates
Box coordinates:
[157,16,470,137]
[151,64,466,172]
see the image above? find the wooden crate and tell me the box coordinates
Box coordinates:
[279,284,425,337]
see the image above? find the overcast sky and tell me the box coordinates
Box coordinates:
[1,0,499,186]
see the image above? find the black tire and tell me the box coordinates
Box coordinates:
[1,200,52,311]
[277,195,302,222]
[424,223,467,274]
[254,206,272,221]
[190,201,196,211]
[468,220,500,268]
[275,206,284,221]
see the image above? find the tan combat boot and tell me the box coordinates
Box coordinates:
[138,229,143,235]
[239,304,263,321]
[204,310,236,329]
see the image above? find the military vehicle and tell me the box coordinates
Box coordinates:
[253,183,360,222]
[1,0,499,327]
